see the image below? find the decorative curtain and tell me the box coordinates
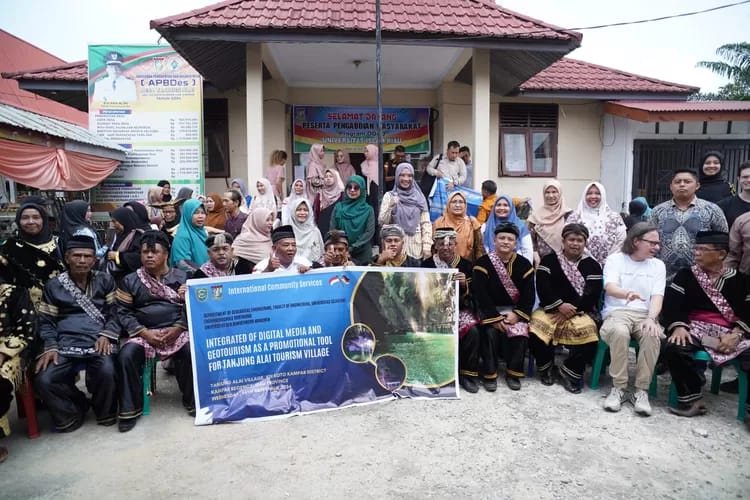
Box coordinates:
[0,138,120,190]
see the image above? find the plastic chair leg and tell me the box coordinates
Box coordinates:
[735,362,747,421]
[16,378,40,439]
[710,366,723,395]
[589,340,608,390]
[142,356,159,416]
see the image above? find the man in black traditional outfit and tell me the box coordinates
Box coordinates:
[473,222,535,391]
[663,230,750,428]
[318,230,354,267]
[192,232,239,279]
[116,231,192,432]
[35,235,120,432]
[372,225,422,268]
[529,223,603,393]
[423,227,480,393]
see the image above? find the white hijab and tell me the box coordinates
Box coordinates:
[249,178,278,214]
[289,198,324,262]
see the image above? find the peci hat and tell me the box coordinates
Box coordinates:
[104,51,125,66]
[271,225,295,243]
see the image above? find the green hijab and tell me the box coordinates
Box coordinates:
[333,175,371,240]
[170,198,209,267]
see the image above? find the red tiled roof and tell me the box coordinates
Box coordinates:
[8,56,702,98]
[150,0,580,41]
[5,60,87,82]
[520,58,698,94]
[607,100,750,112]
[0,30,87,126]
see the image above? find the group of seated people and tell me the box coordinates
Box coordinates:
[0,161,748,463]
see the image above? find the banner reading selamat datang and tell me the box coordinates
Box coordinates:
[293,106,431,154]
[186,268,458,424]
[88,45,203,211]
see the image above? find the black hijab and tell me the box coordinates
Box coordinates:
[60,200,91,247]
[111,207,141,251]
[15,200,53,245]
[157,180,172,202]
[123,201,153,231]
[696,150,733,203]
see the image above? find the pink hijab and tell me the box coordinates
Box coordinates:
[361,144,379,193]
[231,207,273,264]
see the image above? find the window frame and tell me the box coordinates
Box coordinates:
[498,105,558,178]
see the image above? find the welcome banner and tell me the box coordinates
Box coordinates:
[186,267,458,424]
[292,106,431,154]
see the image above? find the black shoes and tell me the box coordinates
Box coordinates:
[483,378,497,392]
[118,418,137,433]
[505,376,521,391]
[539,368,554,386]
[556,365,582,394]
[58,417,84,433]
[459,376,479,394]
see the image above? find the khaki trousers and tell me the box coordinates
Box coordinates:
[600,309,663,391]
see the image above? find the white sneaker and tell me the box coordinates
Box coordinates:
[604,387,625,412]
[633,389,652,416]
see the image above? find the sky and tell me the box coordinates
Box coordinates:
[1,0,748,92]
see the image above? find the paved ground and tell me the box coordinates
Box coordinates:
[1,363,748,499]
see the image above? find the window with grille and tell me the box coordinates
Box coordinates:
[499,103,558,177]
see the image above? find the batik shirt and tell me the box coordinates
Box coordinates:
[649,197,727,281]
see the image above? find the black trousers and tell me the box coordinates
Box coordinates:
[0,376,12,417]
[666,342,750,406]
[35,354,118,429]
[118,342,194,420]
[480,325,528,379]
[528,334,598,381]
[459,326,480,378]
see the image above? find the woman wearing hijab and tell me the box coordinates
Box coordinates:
[331,175,375,265]
[124,201,156,231]
[175,186,194,205]
[378,163,432,261]
[567,181,627,266]
[313,169,344,237]
[204,193,226,231]
[170,199,209,274]
[249,178,279,216]
[433,191,484,263]
[482,195,533,262]
[157,180,172,202]
[334,150,356,185]
[362,144,380,208]
[230,179,252,213]
[281,178,309,225]
[306,144,327,201]
[232,207,274,274]
[290,199,324,263]
[696,150,735,203]
[105,207,144,284]
[527,180,572,262]
[59,200,106,259]
[160,201,180,240]
[0,198,65,307]
[147,187,164,221]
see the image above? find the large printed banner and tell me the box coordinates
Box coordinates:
[88,45,203,211]
[293,106,431,154]
[186,268,458,424]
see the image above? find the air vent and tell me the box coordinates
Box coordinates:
[500,104,558,128]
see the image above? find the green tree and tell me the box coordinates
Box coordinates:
[693,42,750,101]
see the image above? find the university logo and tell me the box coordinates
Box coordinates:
[153,58,165,72]
[195,288,208,302]
[169,58,181,71]
[211,285,223,300]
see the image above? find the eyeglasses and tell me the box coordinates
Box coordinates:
[640,238,661,247]
[694,246,721,253]
[346,185,361,191]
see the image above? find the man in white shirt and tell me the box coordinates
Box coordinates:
[600,222,666,416]
[426,141,466,189]
[253,225,312,274]
[92,51,137,103]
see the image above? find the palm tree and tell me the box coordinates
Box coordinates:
[695,42,750,100]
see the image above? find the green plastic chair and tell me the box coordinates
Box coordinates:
[142,355,160,416]
[668,354,747,421]
[589,338,658,397]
